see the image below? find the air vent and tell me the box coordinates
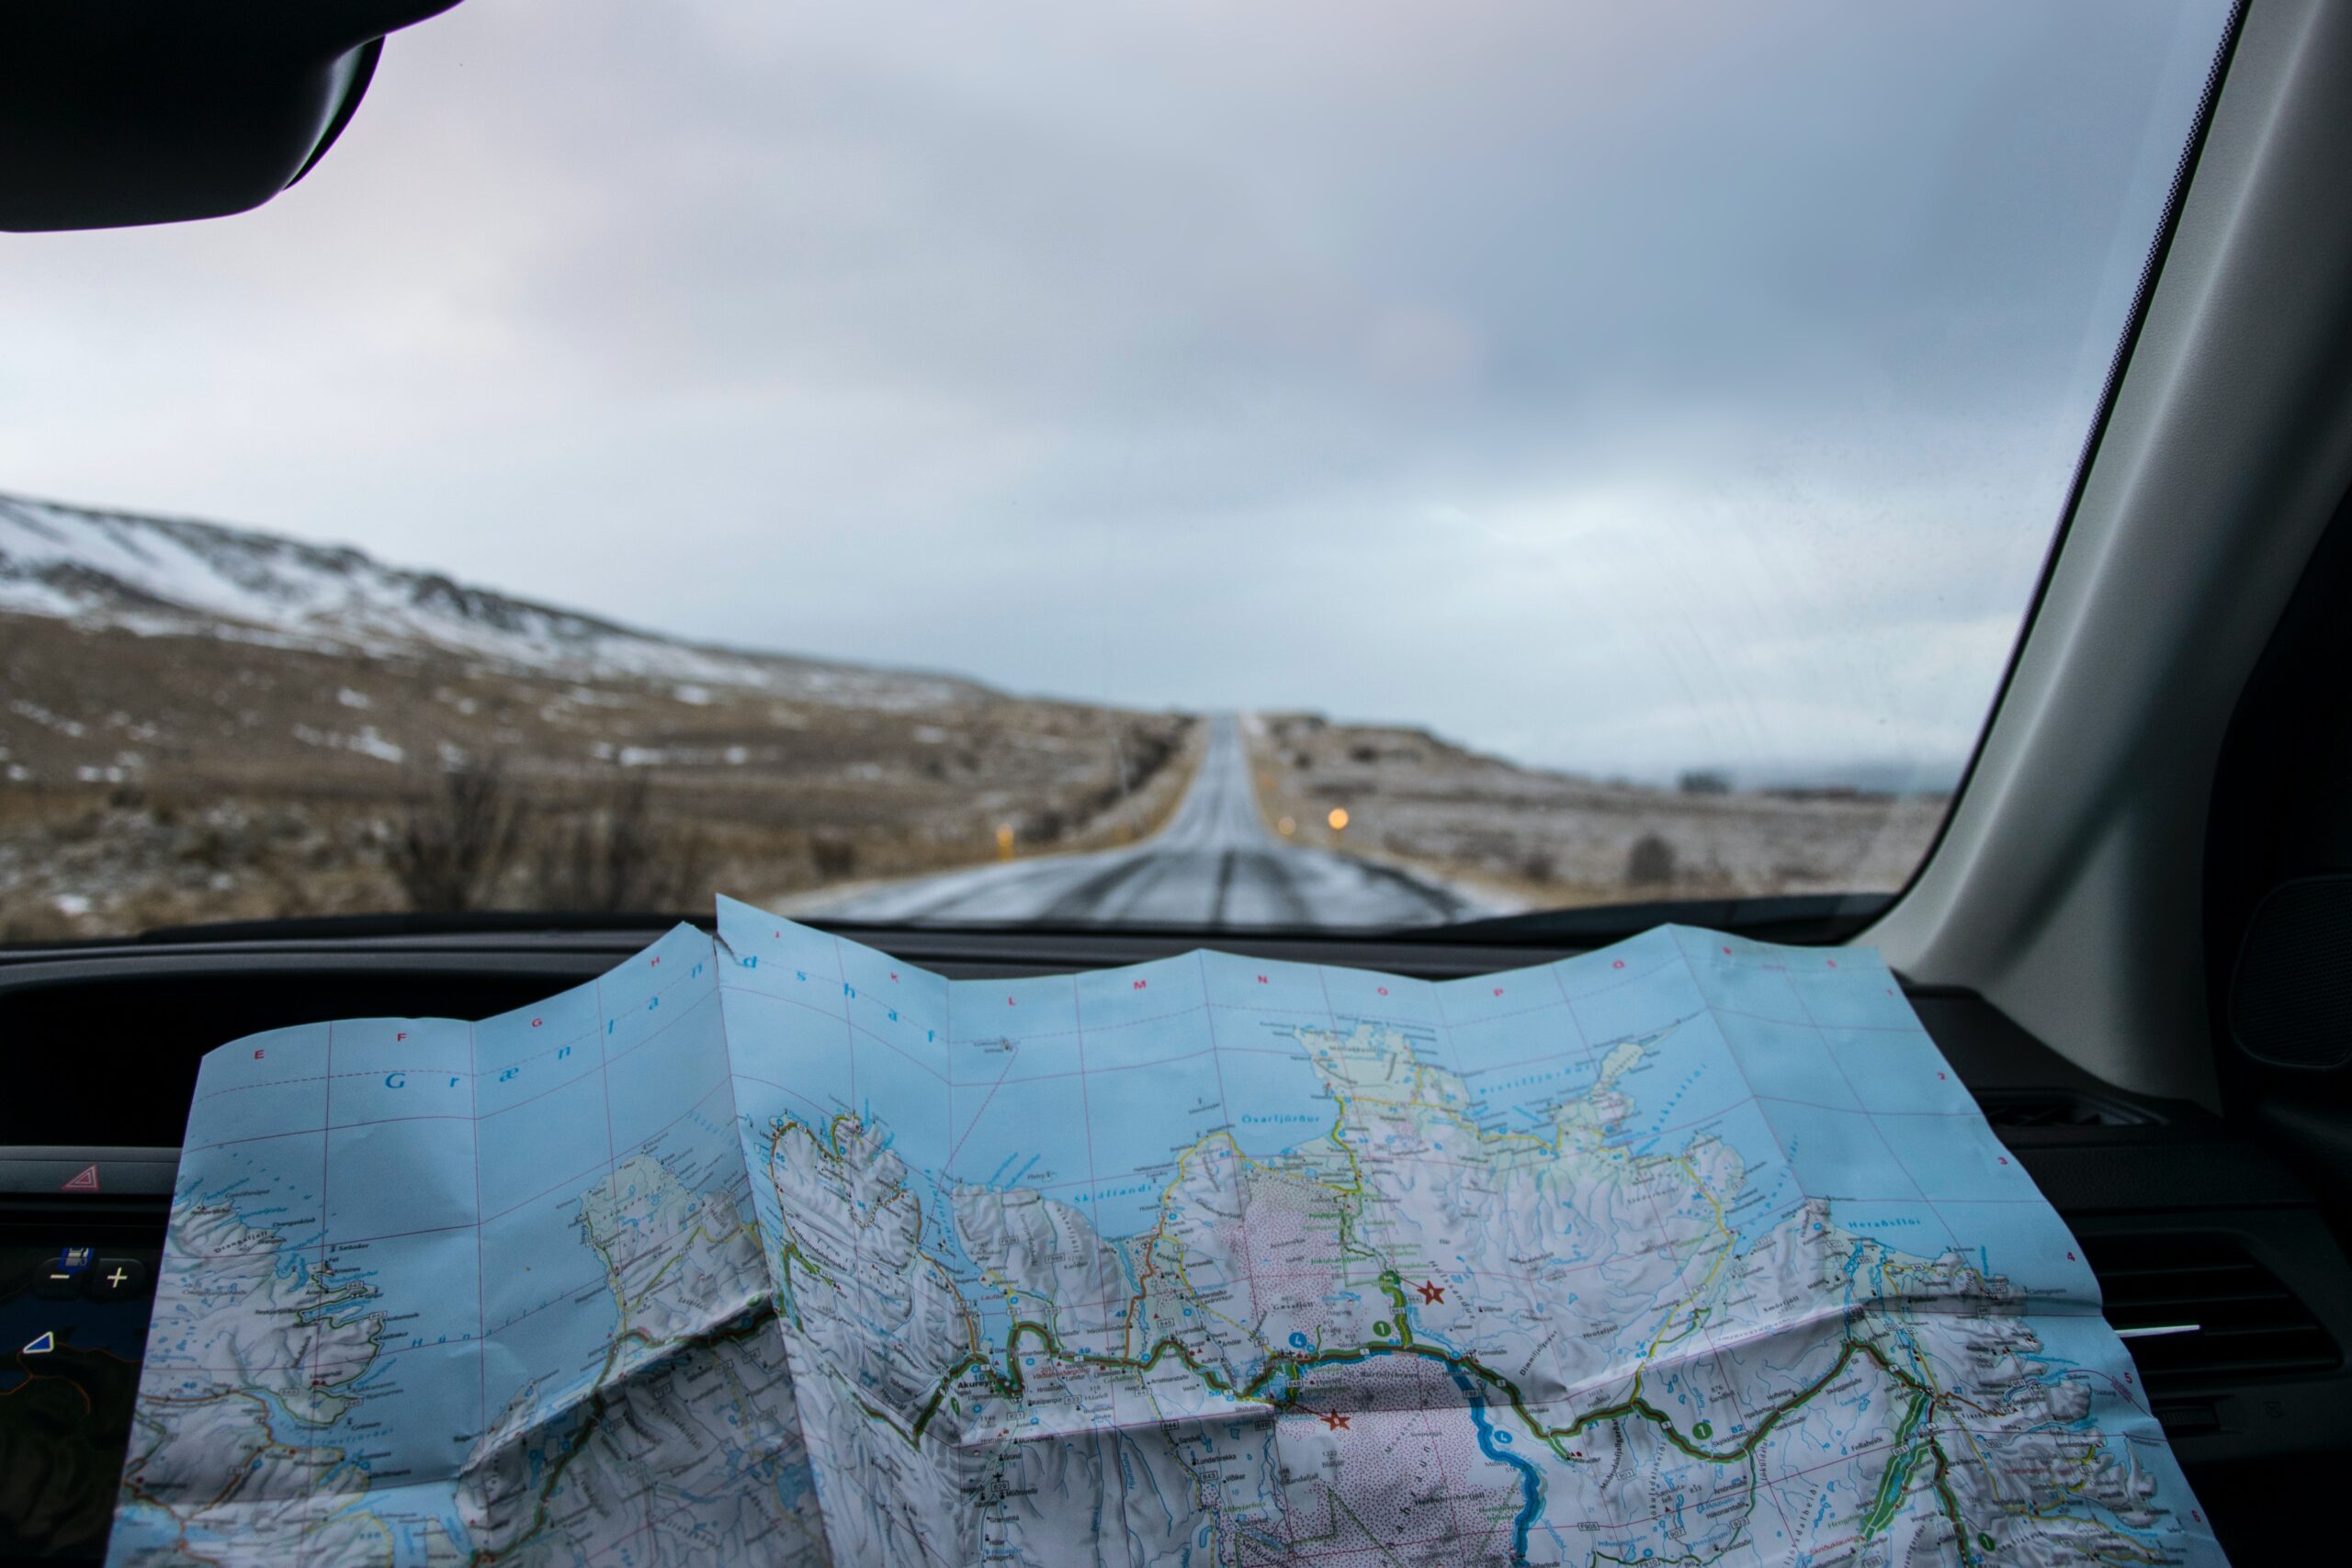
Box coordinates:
[2081,1232,2339,1392]
[1973,1089,2162,1128]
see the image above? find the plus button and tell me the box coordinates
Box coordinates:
[85,1257,146,1299]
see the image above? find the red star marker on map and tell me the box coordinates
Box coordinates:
[1319,1411,1351,1430]
[1418,1280,1445,1304]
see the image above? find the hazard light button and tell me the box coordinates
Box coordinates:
[0,1148,178,1198]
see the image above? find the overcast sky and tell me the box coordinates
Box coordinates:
[0,0,2233,784]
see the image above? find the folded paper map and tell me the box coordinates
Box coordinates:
[108,897,2222,1566]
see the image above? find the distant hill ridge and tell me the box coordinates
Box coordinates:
[0,491,982,708]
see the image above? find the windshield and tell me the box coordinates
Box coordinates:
[0,0,2238,940]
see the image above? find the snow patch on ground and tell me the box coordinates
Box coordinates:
[291,724,406,764]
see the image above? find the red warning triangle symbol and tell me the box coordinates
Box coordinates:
[61,1165,99,1192]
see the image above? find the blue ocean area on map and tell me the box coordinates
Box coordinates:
[109,898,2224,1567]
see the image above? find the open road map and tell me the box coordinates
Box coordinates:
[114,901,2222,1566]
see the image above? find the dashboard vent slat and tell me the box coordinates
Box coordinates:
[2081,1232,2340,1393]
[1973,1089,2163,1127]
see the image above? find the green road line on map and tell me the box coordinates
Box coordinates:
[1375,1271,1418,1349]
[1860,1392,1931,1539]
[1855,1341,1978,1556]
[776,1112,1982,1544]
[905,1292,1886,1483]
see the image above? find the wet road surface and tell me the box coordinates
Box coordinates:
[813,715,1481,928]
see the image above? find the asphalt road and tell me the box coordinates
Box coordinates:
[814,715,1483,928]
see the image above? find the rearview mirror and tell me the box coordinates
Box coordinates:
[0,0,464,231]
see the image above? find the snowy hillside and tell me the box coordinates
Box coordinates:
[0,491,978,708]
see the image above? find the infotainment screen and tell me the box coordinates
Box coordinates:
[1,1216,164,1562]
